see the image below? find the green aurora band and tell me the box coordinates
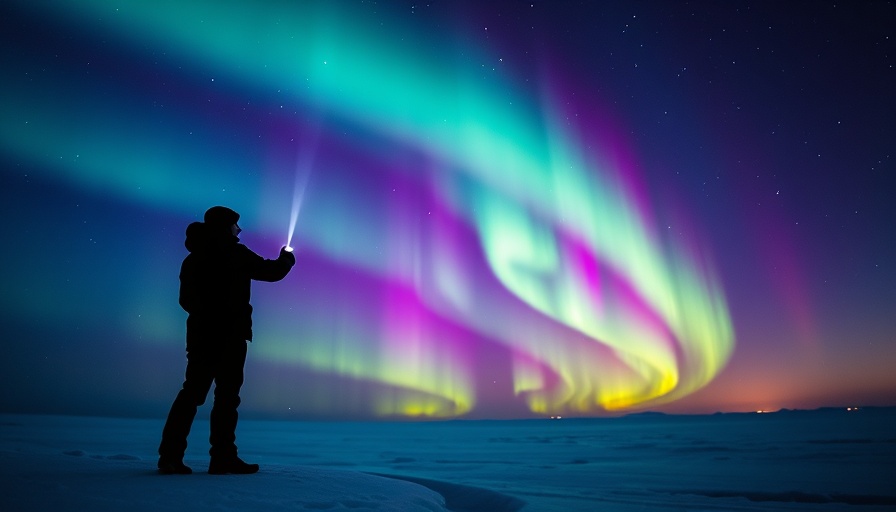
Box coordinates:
[2,0,734,417]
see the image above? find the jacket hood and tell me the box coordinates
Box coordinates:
[184,222,209,253]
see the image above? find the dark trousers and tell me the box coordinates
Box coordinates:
[159,340,248,460]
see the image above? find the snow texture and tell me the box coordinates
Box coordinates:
[1,409,895,511]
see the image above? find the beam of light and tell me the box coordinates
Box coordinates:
[2,0,735,418]
[284,113,325,252]
[286,152,312,252]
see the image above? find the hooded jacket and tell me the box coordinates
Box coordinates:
[179,221,294,346]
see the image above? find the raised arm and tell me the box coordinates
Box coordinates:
[244,245,296,282]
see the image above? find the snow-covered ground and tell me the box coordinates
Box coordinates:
[2,409,894,511]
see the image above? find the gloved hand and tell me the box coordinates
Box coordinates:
[279,246,296,265]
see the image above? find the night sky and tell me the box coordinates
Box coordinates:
[1,1,893,420]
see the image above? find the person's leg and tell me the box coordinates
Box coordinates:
[159,350,214,470]
[208,341,248,463]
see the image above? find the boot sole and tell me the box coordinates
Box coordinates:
[208,466,259,475]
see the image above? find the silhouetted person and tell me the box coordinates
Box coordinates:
[158,206,295,475]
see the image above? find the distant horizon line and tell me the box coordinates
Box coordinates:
[3,404,895,423]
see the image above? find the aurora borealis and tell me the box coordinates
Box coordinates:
[1,1,893,419]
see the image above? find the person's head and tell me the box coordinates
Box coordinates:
[203,206,241,240]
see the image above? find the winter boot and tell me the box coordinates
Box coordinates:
[158,458,192,475]
[208,456,259,475]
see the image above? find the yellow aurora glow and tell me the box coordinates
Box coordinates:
[7,0,734,417]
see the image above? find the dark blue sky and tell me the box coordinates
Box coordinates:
[1,1,893,419]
